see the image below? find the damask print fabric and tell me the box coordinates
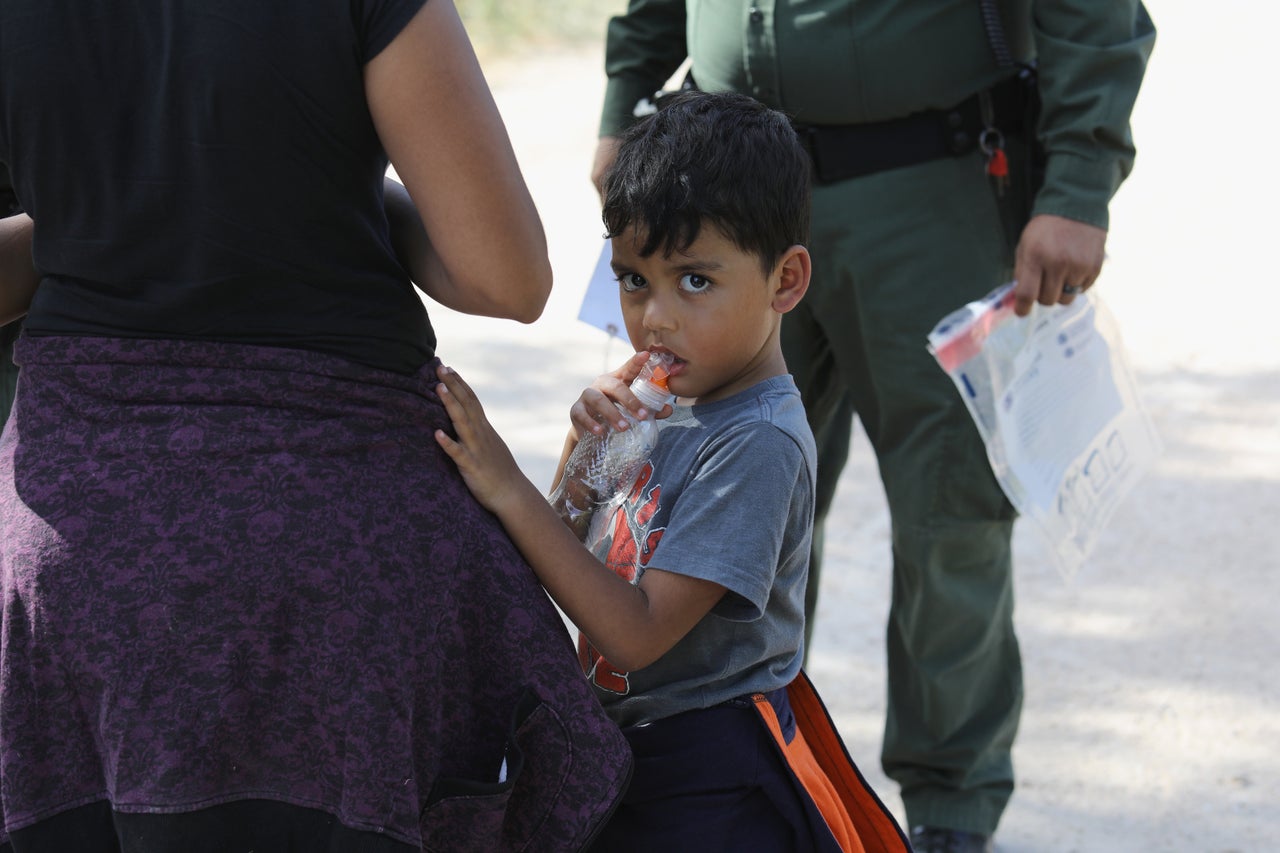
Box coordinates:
[0,336,630,851]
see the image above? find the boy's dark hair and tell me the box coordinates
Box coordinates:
[602,90,811,276]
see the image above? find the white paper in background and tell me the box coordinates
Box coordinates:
[927,282,1162,576]
[577,240,627,340]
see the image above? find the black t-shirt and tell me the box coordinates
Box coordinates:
[0,0,435,374]
[0,162,17,217]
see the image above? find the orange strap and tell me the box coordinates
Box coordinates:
[754,692,864,852]
[753,671,911,853]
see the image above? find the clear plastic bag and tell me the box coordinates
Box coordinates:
[928,283,1162,575]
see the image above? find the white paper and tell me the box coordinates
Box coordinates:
[577,240,627,340]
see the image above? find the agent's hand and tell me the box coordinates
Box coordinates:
[591,136,622,200]
[434,365,532,517]
[1011,214,1107,317]
[569,351,673,442]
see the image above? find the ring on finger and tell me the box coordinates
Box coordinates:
[1062,284,1083,295]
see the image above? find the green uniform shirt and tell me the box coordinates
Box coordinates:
[601,0,1155,229]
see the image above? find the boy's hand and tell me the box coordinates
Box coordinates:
[434,365,535,517]
[570,350,673,441]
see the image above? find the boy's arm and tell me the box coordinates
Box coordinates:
[434,364,724,672]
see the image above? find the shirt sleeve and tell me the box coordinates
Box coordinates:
[600,0,690,137]
[644,423,811,622]
[359,0,429,64]
[1030,0,1156,229]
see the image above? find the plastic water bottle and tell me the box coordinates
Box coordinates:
[549,352,675,539]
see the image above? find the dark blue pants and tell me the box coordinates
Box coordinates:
[590,695,839,852]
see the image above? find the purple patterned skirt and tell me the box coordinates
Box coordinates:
[0,336,629,850]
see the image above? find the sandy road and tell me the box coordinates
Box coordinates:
[428,2,1278,847]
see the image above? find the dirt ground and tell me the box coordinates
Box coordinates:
[427,1,1277,849]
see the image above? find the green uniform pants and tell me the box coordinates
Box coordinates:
[782,144,1032,836]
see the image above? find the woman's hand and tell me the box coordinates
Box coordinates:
[0,213,38,326]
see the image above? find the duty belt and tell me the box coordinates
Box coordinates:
[793,73,1034,185]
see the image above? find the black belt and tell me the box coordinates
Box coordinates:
[793,73,1034,185]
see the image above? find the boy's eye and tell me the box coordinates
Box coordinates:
[679,274,711,293]
[618,273,647,293]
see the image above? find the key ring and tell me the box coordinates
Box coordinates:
[979,127,1005,157]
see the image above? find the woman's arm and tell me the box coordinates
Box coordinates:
[365,1,551,323]
[0,214,38,326]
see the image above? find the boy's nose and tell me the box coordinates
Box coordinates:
[642,294,676,331]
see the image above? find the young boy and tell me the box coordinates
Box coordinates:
[435,91,907,852]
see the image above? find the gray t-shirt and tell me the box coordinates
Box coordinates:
[580,375,817,727]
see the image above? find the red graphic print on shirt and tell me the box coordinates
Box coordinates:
[578,460,665,694]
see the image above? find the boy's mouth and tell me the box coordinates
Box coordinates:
[647,346,686,374]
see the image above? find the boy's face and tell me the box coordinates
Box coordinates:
[611,224,806,405]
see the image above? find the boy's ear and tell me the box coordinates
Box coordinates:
[771,245,811,314]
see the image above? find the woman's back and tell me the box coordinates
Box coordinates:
[0,0,434,372]
[0,4,629,850]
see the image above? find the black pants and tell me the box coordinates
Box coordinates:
[2,799,415,853]
[589,698,839,853]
